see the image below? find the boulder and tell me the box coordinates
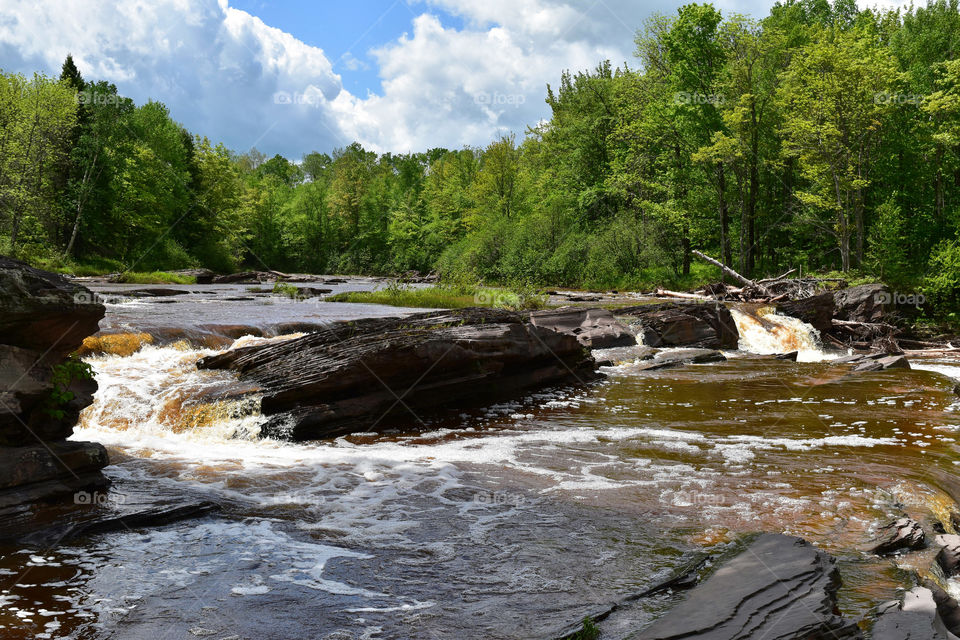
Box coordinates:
[777,291,835,333]
[199,308,598,440]
[776,351,800,361]
[529,308,636,349]
[0,255,104,359]
[872,517,926,555]
[853,355,911,372]
[638,533,862,639]
[629,348,727,371]
[834,283,890,323]
[617,302,739,350]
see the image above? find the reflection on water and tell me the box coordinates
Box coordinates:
[3,298,960,638]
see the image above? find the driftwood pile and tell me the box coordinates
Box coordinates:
[654,250,939,353]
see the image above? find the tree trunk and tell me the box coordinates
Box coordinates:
[717,163,731,276]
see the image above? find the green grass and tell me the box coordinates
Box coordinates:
[565,617,601,640]
[108,271,197,285]
[272,282,300,298]
[326,284,547,310]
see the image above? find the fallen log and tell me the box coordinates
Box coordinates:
[758,268,797,283]
[655,288,714,302]
[691,250,772,296]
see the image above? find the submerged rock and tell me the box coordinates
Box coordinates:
[617,302,739,349]
[629,348,727,371]
[199,308,598,440]
[638,533,862,639]
[872,518,926,555]
[529,307,636,349]
[853,354,911,372]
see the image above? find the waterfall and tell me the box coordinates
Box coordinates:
[76,334,301,445]
[729,306,832,362]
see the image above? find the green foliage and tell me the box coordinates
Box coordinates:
[271,282,300,298]
[6,11,960,322]
[41,356,93,420]
[924,240,960,316]
[567,617,601,640]
[110,271,196,285]
[326,283,546,311]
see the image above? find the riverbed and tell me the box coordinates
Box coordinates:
[2,282,960,639]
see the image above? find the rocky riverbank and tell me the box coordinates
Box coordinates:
[0,256,108,512]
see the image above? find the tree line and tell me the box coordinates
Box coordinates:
[3,0,960,313]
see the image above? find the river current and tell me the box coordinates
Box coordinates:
[2,283,960,639]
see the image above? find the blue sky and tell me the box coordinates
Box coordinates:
[230,0,466,96]
[0,0,901,158]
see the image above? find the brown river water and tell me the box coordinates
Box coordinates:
[2,284,960,639]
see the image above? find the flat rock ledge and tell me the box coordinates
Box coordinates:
[199,308,599,440]
[638,533,862,640]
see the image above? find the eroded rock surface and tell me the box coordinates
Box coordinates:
[617,302,739,349]
[638,533,862,640]
[200,308,598,440]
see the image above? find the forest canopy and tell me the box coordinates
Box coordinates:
[4,0,960,313]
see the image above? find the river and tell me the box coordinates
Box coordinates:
[2,282,960,639]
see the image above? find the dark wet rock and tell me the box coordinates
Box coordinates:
[778,291,835,333]
[638,533,862,639]
[0,255,104,359]
[165,268,215,284]
[617,302,739,349]
[529,308,636,349]
[212,271,277,284]
[776,351,799,361]
[126,287,188,297]
[873,587,957,640]
[0,344,98,443]
[930,583,960,637]
[936,535,960,578]
[0,441,109,511]
[834,283,890,323]
[65,501,220,538]
[0,256,108,509]
[199,308,598,440]
[291,286,332,297]
[872,517,926,555]
[852,354,911,372]
[630,348,727,371]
